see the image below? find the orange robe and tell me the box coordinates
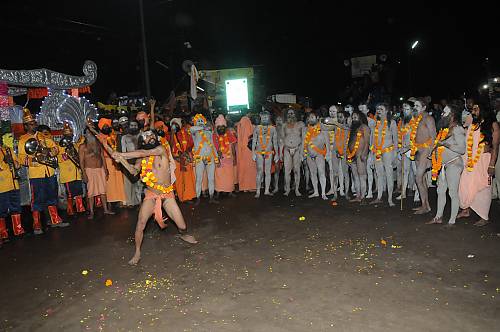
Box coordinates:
[459,126,492,220]
[98,133,126,203]
[171,128,196,202]
[214,131,237,192]
[236,116,257,191]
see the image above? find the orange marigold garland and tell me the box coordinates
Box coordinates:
[303,124,325,157]
[140,156,174,194]
[347,131,362,163]
[465,124,485,172]
[409,114,423,160]
[430,128,449,181]
[370,119,393,160]
[397,119,412,149]
[335,128,348,158]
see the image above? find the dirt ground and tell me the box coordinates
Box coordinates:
[1,190,499,331]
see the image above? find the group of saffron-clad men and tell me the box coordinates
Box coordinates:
[0,97,498,265]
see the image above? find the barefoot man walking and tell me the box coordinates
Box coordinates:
[112,130,197,265]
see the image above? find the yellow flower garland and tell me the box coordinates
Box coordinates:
[347,131,362,163]
[466,124,485,172]
[430,128,449,181]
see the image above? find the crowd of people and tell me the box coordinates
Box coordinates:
[0,95,499,265]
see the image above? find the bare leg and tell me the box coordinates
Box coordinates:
[101,194,115,215]
[357,158,368,203]
[87,196,95,220]
[284,149,292,196]
[194,161,205,198]
[255,155,264,198]
[304,161,310,192]
[307,157,319,198]
[372,159,385,204]
[273,162,281,194]
[264,156,273,195]
[163,198,197,244]
[341,159,350,199]
[429,171,447,224]
[414,149,431,214]
[366,153,374,199]
[129,199,155,265]
[349,162,361,202]
[293,151,302,196]
[338,158,345,195]
[384,151,395,206]
[315,155,328,200]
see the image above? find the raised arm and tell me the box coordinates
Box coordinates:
[116,145,164,160]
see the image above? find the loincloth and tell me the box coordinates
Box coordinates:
[144,186,175,228]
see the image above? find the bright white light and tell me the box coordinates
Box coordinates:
[337,102,341,105]
[196,86,204,92]
[494,78,499,82]
[226,78,249,111]
[482,84,489,89]
[411,40,419,49]
[399,97,404,101]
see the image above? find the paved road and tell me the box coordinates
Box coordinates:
[1,192,499,331]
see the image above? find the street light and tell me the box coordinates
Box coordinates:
[408,40,420,95]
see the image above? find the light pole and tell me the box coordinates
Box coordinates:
[408,40,419,96]
[139,0,151,99]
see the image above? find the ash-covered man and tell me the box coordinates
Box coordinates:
[457,104,499,226]
[396,102,417,201]
[273,115,285,194]
[335,110,351,200]
[409,98,436,214]
[252,111,279,198]
[369,103,398,207]
[426,104,465,227]
[359,103,377,199]
[283,108,305,196]
[346,111,370,204]
[190,114,219,204]
[112,130,197,265]
[121,120,142,207]
[303,111,330,200]
[323,105,340,200]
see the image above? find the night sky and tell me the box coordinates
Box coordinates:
[3,0,499,106]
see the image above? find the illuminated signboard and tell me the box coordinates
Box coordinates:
[225,78,249,111]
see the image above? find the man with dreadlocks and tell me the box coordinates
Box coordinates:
[426,104,466,227]
[457,104,500,226]
[347,110,370,204]
[112,130,197,265]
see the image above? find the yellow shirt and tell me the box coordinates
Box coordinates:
[58,140,83,183]
[0,147,20,193]
[18,133,57,179]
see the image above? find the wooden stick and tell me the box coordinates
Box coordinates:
[86,122,138,175]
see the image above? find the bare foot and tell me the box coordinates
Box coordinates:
[228,192,237,198]
[414,207,431,215]
[254,192,261,198]
[284,190,290,196]
[412,206,422,211]
[426,217,442,224]
[295,190,302,197]
[308,192,320,198]
[388,201,395,207]
[209,197,220,204]
[264,191,274,196]
[456,209,470,219]
[179,234,198,244]
[349,197,362,203]
[272,187,279,194]
[443,223,455,229]
[128,254,141,265]
[366,193,374,199]
[474,219,490,227]
[104,210,115,215]
[326,190,335,196]
[321,195,328,200]
[87,212,94,220]
[369,198,383,205]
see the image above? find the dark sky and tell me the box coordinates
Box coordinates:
[3,0,499,106]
